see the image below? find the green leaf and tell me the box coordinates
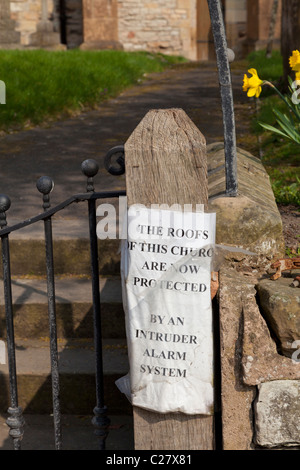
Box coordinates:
[272,108,300,143]
[276,121,300,143]
[258,121,291,139]
[288,75,295,89]
[273,106,294,126]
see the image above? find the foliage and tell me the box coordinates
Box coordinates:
[258,76,300,145]
[247,49,283,82]
[271,174,300,205]
[285,243,300,258]
[245,50,300,207]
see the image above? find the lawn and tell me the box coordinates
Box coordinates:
[247,49,283,82]
[246,49,300,207]
[0,49,186,132]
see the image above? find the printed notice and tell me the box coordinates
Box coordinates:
[117,207,216,415]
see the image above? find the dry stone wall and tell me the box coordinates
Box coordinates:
[208,143,300,450]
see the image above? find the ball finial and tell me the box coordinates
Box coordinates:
[36,176,54,195]
[0,194,11,213]
[0,194,11,229]
[227,48,235,63]
[81,159,99,178]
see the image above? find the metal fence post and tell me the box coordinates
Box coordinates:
[207,0,238,196]
[0,195,25,450]
[36,177,62,450]
[81,159,110,450]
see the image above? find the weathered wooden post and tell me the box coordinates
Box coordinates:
[121,108,216,450]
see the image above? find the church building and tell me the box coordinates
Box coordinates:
[2,0,282,60]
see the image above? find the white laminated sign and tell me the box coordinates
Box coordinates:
[117,206,216,415]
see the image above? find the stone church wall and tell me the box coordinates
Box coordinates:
[4,0,283,59]
[10,0,55,46]
[117,0,198,60]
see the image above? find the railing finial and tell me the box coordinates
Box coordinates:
[36,176,54,211]
[104,145,125,176]
[81,159,99,192]
[0,194,11,228]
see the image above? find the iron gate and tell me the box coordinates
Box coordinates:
[0,151,125,451]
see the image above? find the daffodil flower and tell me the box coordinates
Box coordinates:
[243,68,263,97]
[289,50,300,72]
[244,53,300,147]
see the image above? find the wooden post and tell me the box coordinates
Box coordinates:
[124,108,214,450]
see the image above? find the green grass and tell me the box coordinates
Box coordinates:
[0,49,186,131]
[246,49,300,207]
[247,49,283,83]
[256,128,300,206]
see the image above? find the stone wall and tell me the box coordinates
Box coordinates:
[207,143,300,450]
[10,0,55,46]
[245,0,282,54]
[117,0,197,60]
[80,0,120,50]
[225,0,247,57]
[0,0,21,47]
[218,268,300,449]
[3,0,283,59]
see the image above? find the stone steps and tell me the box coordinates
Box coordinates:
[0,413,134,450]
[0,275,130,415]
[0,337,131,415]
[0,228,121,277]
[0,277,125,339]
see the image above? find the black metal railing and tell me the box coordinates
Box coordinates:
[0,155,125,450]
[208,0,237,196]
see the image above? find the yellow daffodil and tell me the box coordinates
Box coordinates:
[289,50,300,71]
[243,54,300,147]
[243,68,263,98]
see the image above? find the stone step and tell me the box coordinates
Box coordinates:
[0,217,122,277]
[0,238,121,277]
[0,277,126,339]
[0,274,130,416]
[0,414,134,450]
[0,338,131,415]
